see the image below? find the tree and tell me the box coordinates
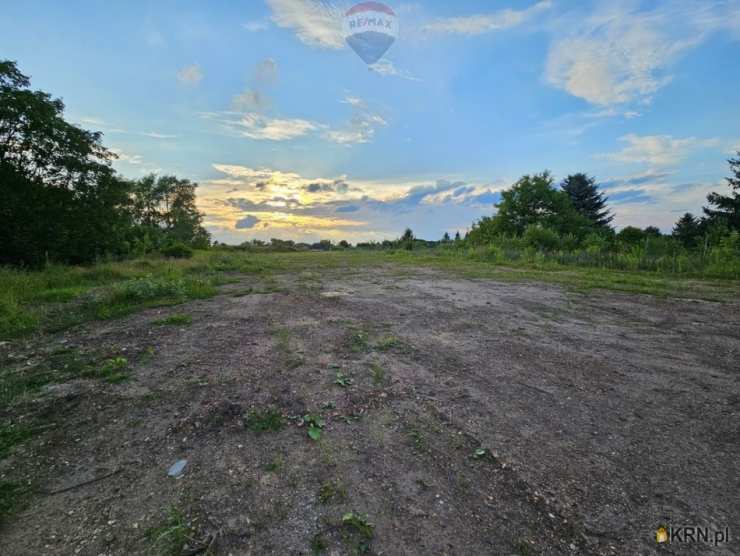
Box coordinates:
[442,232,451,242]
[454,231,461,242]
[616,226,645,245]
[400,228,414,250]
[129,174,210,250]
[672,213,701,248]
[0,60,133,266]
[470,172,592,243]
[644,226,661,238]
[704,152,740,231]
[561,173,614,229]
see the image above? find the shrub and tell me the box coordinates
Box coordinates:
[160,243,193,259]
[523,225,560,251]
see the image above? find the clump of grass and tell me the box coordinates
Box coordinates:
[152,314,193,327]
[95,357,130,384]
[408,428,426,453]
[334,371,353,388]
[311,533,328,554]
[0,481,30,525]
[374,335,401,352]
[264,454,284,473]
[245,408,286,434]
[0,423,37,459]
[0,347,95,407]
[347,330,370,353]
[369,363,386,386]
[341,512,375,553]
[318,481,348,504]
[146,508,196,556]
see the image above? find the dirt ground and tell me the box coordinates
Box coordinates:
[1,263,738,555]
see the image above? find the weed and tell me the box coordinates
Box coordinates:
[348,330,370,353]
[369,363,386,386]
[341,512,374,554]
[96,357,130,384]
[245,408,286,434]
[152,314,193,327]
[311,533,328,554]
[265,454,284,473]
[146,508,196,556]
[301,414,326,441]
[318,481,348,505]
[334,371,353,388]
[408,428,426,453]
[0,423,37,459]
[374,335,401,352]
[0,481,29,524]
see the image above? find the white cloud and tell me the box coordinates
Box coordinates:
[324,96,388,145]
[142,132,177,139]
[267,0,345,49]
[599,134,720,166]
[110,148,143,165]
[423,1,551,35]
[368,59,421,81]
[545,2,740,106]
[177,64,203,85]
[232,113,319,141]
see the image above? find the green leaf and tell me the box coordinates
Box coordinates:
[308,427,322,441]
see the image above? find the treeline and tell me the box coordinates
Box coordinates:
[0,60,209,267]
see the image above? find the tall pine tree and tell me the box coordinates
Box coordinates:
[704,152,740,231]
[672,213,701,248]
[561,174,614,230]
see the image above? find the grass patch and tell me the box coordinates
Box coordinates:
[347,330,370,353]
[152,314,193,327]
[318,481,348,505]
[0,423,37,460]
[341,512,375,554]
[0,481,30,525]
[95,357,130,384]
[245,408,286,434]
[369,363,386,387]
[146,508,197,556]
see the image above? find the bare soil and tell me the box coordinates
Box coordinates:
[1,263,738,555]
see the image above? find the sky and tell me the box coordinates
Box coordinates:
[2,0,739,243]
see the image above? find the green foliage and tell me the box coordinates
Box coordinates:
[523,225,560,252]
[0,423,36,459]
[341,512,375,553]
[561,173,614,229]
[318,481,348,504]
[145,508,196,556]
[152,314,193,327]
[160,243,194,259]
[617,226,646,246]
[334,371,353,388]
[301,414,326,441]
[97,357,130,384]
[672,213,701,248]
[245,408,286,434]
[0,60,210,268]
[399,228,415,251]
[704,152,740,231]
[0,481,29,525]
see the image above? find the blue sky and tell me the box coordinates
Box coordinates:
[2,0,739,243]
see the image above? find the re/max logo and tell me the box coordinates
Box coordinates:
[348,17,393,30]
[658,526,730,547]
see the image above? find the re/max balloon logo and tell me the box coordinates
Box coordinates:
[343,2,398,66]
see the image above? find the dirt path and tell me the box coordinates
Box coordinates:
[1,264,738,555]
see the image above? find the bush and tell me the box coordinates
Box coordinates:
[523,225,560,251]
[160,243,194,259]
